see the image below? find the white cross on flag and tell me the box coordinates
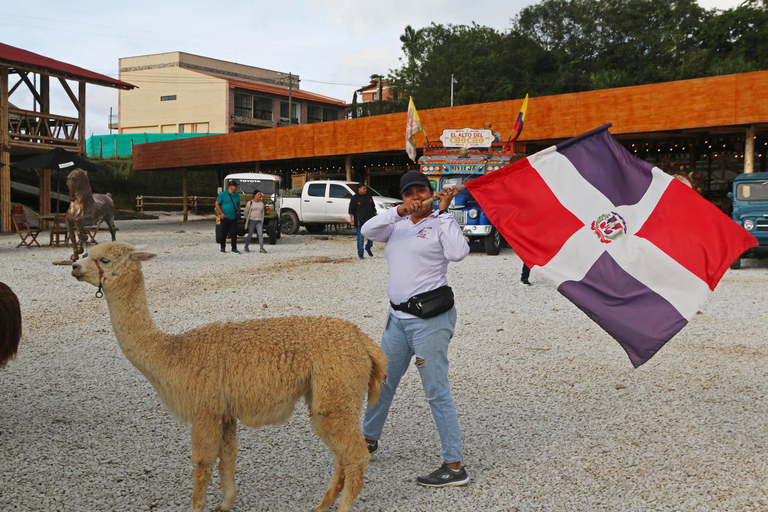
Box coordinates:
[465,124,757,367]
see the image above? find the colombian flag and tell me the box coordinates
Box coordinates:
[467,124,756,367]
[505,94,529,150]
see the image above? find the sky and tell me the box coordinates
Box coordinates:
[0,0,746,137]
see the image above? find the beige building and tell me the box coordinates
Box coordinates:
[118,52,347,135]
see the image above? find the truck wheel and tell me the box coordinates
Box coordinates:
[280,211,300,235]
[267,219,278,245]
[484,227,501,255]
[730,257,741,270]
[306,224,325,234]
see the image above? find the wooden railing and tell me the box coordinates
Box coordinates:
[7,107,80,147]
[135,196,218,212]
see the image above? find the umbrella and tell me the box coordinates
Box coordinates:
[12,147,104,172]
[12,147,104,215]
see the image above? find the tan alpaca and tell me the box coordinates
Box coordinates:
[71,243,387,512]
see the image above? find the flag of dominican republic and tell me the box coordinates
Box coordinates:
[465,124,757,367]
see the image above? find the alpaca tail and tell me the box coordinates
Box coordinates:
[365,338,387,406]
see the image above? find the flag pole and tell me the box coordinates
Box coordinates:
[419,184,466,207]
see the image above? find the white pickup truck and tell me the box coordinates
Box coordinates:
[280,180,401,234]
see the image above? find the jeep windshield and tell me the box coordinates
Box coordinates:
[229,179,276,195]
[736,181,768,201]
[442,175,480,188]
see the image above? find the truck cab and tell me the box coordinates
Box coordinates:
[418,128,525,255]
[216,173,282,245]
[729,171,768,268]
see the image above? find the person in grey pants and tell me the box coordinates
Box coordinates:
[243,190,266,253]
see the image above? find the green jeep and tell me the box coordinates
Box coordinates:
[216,173,282,245]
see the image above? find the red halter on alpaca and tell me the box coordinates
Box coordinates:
[93,259,106,298]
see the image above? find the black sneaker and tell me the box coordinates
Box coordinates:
[366,248,374,257]
[519,278,531,286]
[220,248,226,253]
[232,249,241,255]
[366,440,378,455]
[416,463,469,488]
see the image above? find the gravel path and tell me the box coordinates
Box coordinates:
[1,214,767,512]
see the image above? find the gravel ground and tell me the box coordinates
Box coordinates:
[1,213,768,512]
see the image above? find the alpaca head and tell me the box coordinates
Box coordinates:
[71,242,156,292]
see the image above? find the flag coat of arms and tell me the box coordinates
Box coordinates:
[405,97,424,162]
[466,124,757,367]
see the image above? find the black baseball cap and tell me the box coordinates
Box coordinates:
[228,180,239,187]
[399,171,432,196]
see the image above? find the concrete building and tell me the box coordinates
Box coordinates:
[118,52,346,135]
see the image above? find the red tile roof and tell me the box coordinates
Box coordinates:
[229,79,346,106]
[0,42,134,89]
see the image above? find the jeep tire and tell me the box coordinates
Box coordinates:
[267,219,278,245]
[484,226,501,255]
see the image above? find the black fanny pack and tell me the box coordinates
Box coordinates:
[391,285,454,319]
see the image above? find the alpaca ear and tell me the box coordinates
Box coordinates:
[129,251,157,262]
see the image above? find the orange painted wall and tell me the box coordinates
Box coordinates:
[133,70,768,171]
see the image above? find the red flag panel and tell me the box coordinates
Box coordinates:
[467,159,584,267]
[634,179,757,290]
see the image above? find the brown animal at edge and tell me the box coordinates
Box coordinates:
[66,168,117,262]
[0,282,22,367]
[71,242,387,512]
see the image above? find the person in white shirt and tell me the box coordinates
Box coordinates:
[361,171,471,488]
[243,190,266,253]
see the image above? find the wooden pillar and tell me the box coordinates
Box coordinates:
[182,168,188,223]
[39,168,51,227]
[744,125,755,174]
[345,155,352,182]
[78,81,86,156]
[1,65,10,232]
[254,162,260,173]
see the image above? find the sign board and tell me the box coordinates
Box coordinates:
[439,128,494,148]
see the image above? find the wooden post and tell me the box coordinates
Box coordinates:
[78,81,86,156]
[40,168,51,227]
[182,168,188,222]
[745,125,755,174]
[345,155,352,181]
[254,162,260,173]
[1,65,10,232]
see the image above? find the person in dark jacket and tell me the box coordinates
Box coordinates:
[349,183,377,259]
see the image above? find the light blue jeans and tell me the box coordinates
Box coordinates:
[363,307,463,463]
[356,225,373,257]
[245,220,263,249]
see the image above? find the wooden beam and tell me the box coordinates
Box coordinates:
[40,75,50,113]
[745,125,755,174]
[16,70,44,108]
[182,168,188,223]
[40,168,51,225]
[345,155,352,181]
[58,77,79,108]
[78,81,86,155]
[1,65,10,232]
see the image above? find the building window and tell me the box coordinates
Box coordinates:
[307,105,322,124]
[372,93,377,101]
[160,95,177,101]
[234,93,253,118]
[254,96,272,121]
[280,101,299,124]
[323,108,339,122]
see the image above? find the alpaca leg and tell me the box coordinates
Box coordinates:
[215,418,238,511]
[309,413,369,512]
[190,416,223,512]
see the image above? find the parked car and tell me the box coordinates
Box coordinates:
[280,181,401,234]
[728,171,768,269]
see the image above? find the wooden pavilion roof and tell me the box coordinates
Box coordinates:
[133,70,768,171]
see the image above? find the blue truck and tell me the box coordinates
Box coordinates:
[418,129,525,255]
[728,171,768,269]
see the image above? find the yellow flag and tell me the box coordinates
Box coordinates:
[405,97,424,162]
